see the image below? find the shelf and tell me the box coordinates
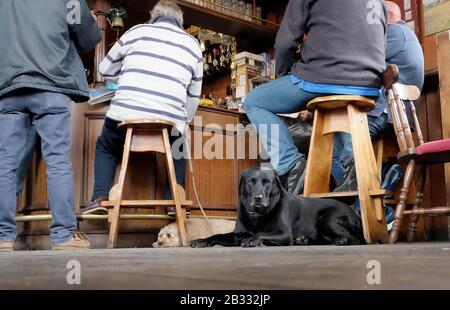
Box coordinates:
[120,0,279,49]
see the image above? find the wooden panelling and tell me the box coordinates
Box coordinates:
[424,35,438,73]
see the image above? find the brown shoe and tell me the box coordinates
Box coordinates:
[0,240,13,252]
[52,232,91,250]
[81,197,108,215]
[167,207,191,216]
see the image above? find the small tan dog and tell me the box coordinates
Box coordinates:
[153,218,236,248]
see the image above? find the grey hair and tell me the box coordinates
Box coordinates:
[149,1,184,25]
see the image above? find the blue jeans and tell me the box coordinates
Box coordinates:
[332,133,354,184]
[332,113,390,184]
[16,127,39,195]
[92,118,186,200]
[0,91,76,244]
[244,75,323,175]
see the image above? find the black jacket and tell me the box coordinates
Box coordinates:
[0,0,102,102]
[275,0,387,88]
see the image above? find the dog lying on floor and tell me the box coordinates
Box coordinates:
[191,168,364,248]
[153,218,236,247]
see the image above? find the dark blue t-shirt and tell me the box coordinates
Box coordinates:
[370,21,425,121]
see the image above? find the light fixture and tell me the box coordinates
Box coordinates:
[95,6,127,31]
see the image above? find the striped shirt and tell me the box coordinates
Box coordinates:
[99,21,203,133]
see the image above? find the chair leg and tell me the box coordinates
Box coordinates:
[348,104,389,244]
[407,165,426,242]
[304,110,333,196]
[107,128,133,249]
[162,128,188,247]
[389,159,415,244]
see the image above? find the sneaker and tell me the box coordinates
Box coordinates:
[81,197,108,215]
[51,232,91,250]
[381,164,403,199]
[334,158,357,192]
[0,240,13,252]
[353,200,396,230]
[284,157,307,195]
[385,205,395,231]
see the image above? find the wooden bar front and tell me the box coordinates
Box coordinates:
[16,103,257,249]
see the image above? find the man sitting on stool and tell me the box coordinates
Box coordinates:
[81,0,203,215]
[244,0,387,196]
[334,0,425,192]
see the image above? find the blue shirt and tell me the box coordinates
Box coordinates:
[291,75,381,97]
[370,21,424,121]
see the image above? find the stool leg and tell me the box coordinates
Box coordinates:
[389,159,415,244]
[348,105,389,244]
[304,110,333,196]
[162,128,188,246]
[107,127,133,249]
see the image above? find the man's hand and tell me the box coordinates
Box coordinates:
[298,110,313,122]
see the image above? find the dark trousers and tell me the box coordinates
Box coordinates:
[92,117,187,201]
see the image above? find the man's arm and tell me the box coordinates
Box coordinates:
[186,60,203,122]
[68,0,102,53]
[99,39,125,82]
[274,0,310,77]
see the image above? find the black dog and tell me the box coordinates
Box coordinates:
[191,168,364,247]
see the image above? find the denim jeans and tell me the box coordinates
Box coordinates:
[244,75,323,175]
[16,126,39,195]
[0,91,76,244]
[331,113,390,184]
[92,118,186,200]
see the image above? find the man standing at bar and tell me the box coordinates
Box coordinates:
[244,0,387,195]
[0,0,102,251]
[82,0,203,215]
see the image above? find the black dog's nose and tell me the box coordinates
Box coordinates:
[254,195,263,205]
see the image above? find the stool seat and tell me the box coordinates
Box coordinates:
[118,119,176,130]
[307,95,376,112]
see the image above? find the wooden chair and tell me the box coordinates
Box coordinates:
[383,64,450,244]
[303,91,389,244]
[103,119,192,248]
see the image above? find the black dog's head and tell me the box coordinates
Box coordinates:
[239,168,283,219]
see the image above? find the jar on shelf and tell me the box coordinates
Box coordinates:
[244,3,253,22]
[231,0,238,17]
[238,0,246,19]
[215,0,223,13]
[256,6,262,25]
[222,0,231,15]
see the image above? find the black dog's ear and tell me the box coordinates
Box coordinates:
[239,169,250,197]
[270,173,283,197]
[274,171,283,189]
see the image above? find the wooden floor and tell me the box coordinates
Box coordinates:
[1,243,450,290]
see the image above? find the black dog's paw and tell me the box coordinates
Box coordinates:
[294,236,310,246]
[333,237,349,246]
[241,237,263,247]
[190,238,210,248]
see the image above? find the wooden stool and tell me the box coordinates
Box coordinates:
[104,119,191,248]
[303,96,389,244]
